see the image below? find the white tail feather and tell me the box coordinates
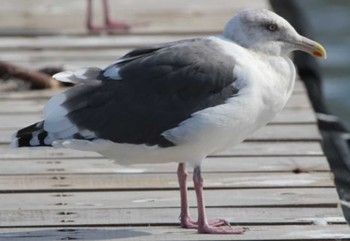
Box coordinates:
[53,67,101,84]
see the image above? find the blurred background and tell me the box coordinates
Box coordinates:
[298,0,350,129]
[0,0,349,128]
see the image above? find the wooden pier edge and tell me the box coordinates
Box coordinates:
[271,0,350,226]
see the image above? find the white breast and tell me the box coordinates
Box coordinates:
[162,38,296,159]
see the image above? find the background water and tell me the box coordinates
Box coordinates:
[297,0,350,129]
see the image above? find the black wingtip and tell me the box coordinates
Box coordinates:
[12,121,52,147]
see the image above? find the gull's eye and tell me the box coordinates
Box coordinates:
[266,23,278,32]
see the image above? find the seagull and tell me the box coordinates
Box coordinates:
[12,9,326,234]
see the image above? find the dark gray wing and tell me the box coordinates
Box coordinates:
[62,38,238,147]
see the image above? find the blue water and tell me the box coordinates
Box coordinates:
[297,0,350,129]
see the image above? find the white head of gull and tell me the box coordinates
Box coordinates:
[12,8,326,234]
[224,8,326,57]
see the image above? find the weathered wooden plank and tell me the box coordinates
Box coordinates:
[0,49,130,62]
[247,124,321,141]
[0,188,339,210]
[0,89,59,100]
[286,93,311,108]
[0,100,45,113]
[0,172,334,192]
[0,124,321,145]
[272,108,316,123]
[217,141,323,157]
[0,156,330,175]
[0,141,323,160]
[0,114,44,129]
[1,225,349,241]
[0,35,204,50]
[0,207,345,228]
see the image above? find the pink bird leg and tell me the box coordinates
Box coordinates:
[177,163,245,234]
[86,0,131,31]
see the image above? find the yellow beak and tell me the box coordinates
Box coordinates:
[297,36,327,59]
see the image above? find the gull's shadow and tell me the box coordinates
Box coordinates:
[0,228,152,241]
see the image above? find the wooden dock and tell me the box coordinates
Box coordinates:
[0,0,350,240]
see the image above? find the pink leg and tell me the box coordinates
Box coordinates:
[86,0,131,31]
[102,0,130,30]
[177,163,228,229]
[86,0,95,30]
[193,166,245,234]
[177,163,197,228]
